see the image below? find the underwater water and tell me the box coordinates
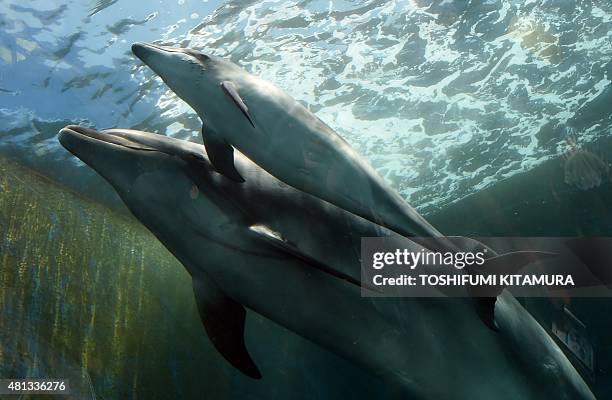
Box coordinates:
[1,0,611,399]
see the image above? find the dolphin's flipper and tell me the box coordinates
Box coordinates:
[220,81,256,128]
[248,224,377,292]
[192,277,262,379]
[469,250,557,331]
[203,130,245,183]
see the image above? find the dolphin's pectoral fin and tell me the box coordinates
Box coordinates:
[192,277,261,379]
[203,131,245,183]
[248,224,379,292]
[220,81,255,128]
[468,251,557,332]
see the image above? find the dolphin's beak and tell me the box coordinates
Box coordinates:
[59,125,158,154]
[132,42,189,83]
[131,42,186,64]
[132,42,212,72]
[58,125,146,194]
[59,125,108,155]
[132,42,164,62]
[60,125,111,143]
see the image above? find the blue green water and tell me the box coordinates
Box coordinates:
[1,1,611,399]
[2,0,611,212]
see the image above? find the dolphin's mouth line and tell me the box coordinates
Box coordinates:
[59,125,160,153]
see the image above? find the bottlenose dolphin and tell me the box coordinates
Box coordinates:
[58,125,595,399]
[131,42,458,252]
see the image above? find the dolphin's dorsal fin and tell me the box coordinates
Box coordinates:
[468,250,557,331]
[192,277,261,379]
[202,128,245,182]
[248,224,377,292]
[220,81,256,128]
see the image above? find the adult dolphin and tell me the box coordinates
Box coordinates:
[58,125,595,400]
[131,42,458,252]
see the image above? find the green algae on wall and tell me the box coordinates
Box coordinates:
[0,156,398,400]
[0,156,233,399]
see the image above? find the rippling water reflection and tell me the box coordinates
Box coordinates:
[1,0,610,212]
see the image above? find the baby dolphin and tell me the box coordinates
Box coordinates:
[131,42,455,251]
